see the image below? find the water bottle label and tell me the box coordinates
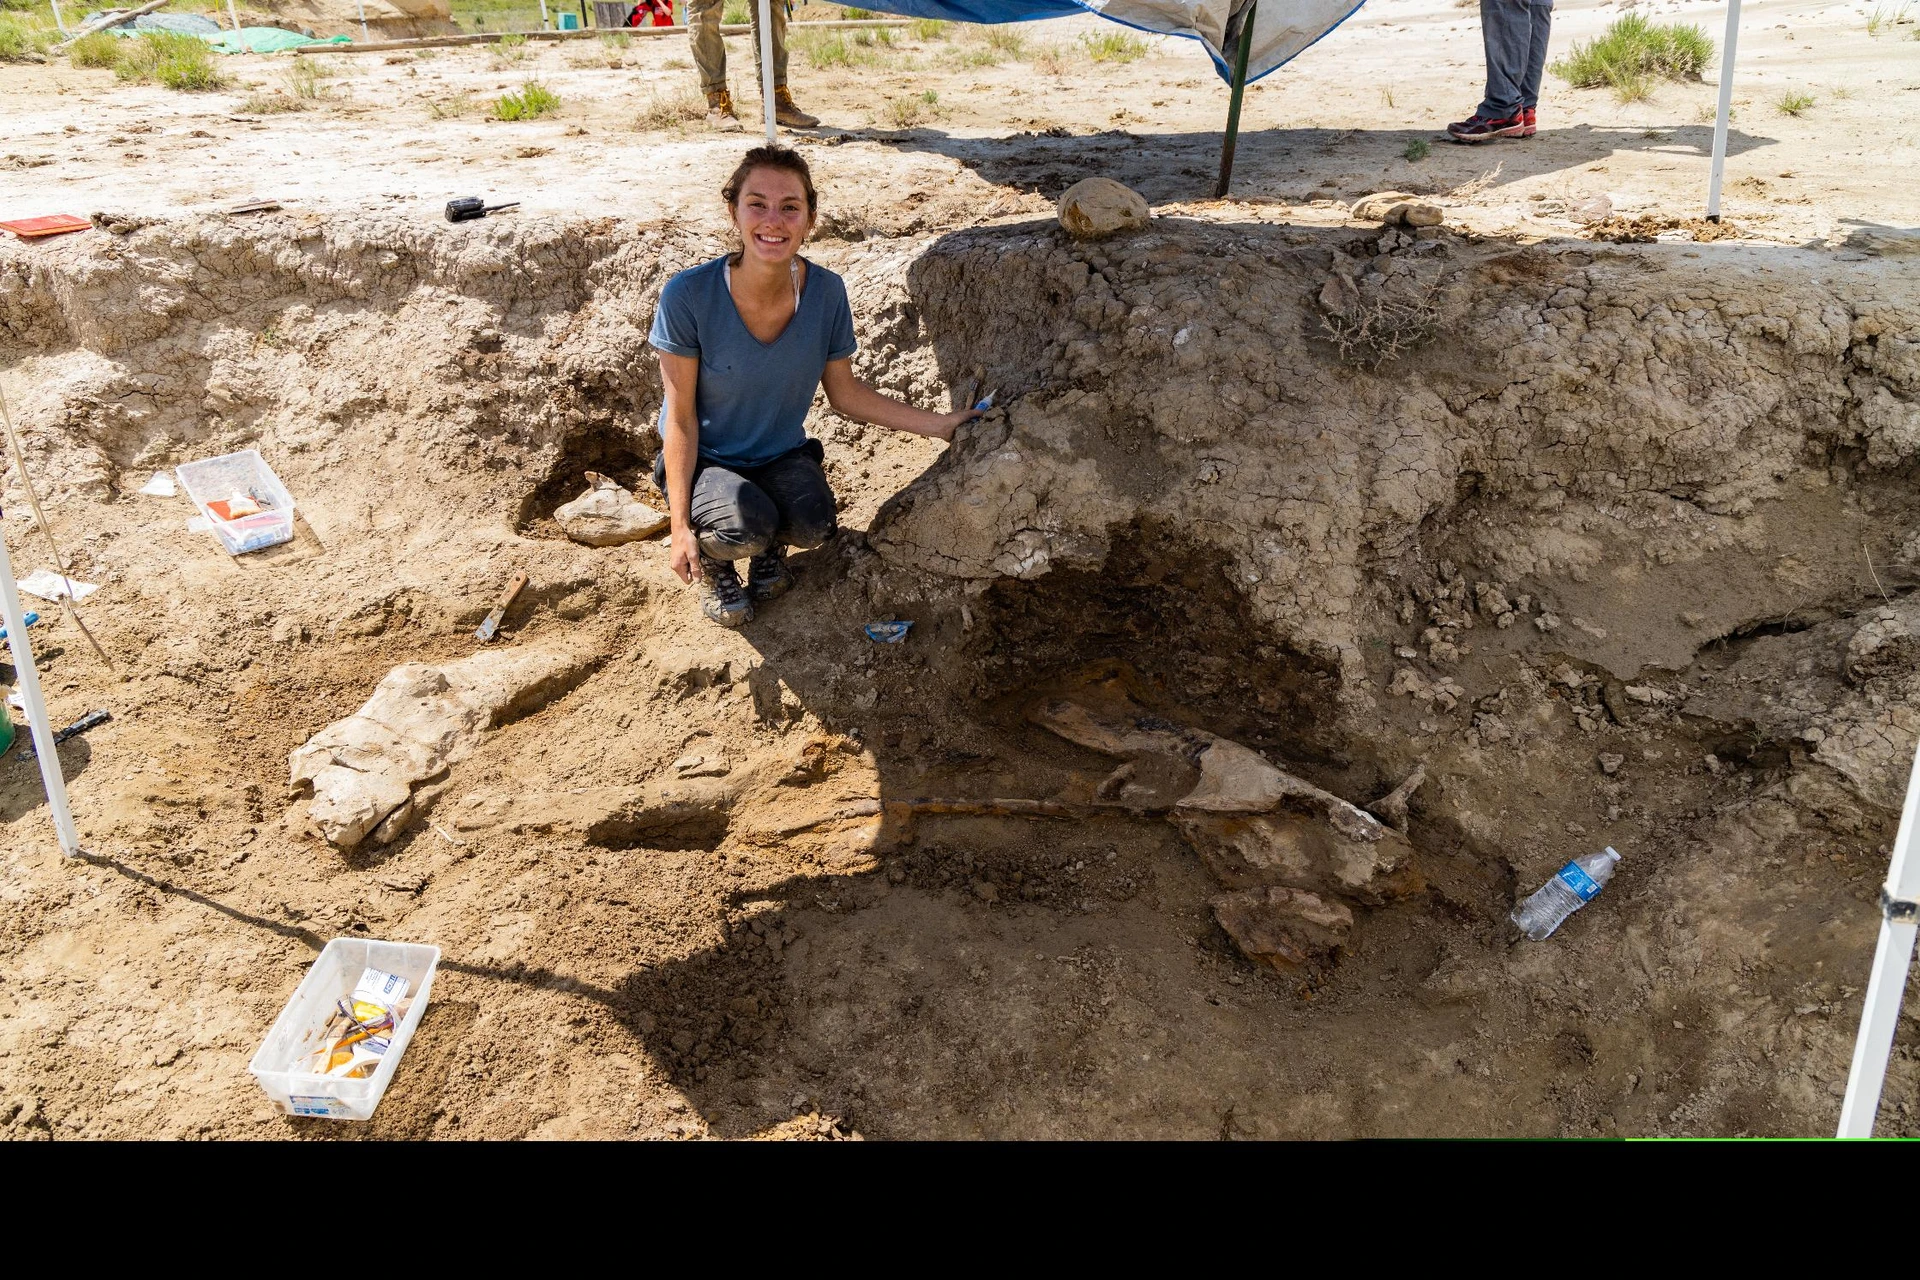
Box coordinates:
[1557,861,1601,901]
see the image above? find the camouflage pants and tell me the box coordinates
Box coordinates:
[688,0,788,94]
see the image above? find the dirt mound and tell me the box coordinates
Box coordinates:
[4,211,1920,1138]
[1580,215,1746,244]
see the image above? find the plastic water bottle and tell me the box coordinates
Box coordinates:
[1511,847,1621,940]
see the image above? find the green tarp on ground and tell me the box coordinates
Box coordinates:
[206,26,353,53]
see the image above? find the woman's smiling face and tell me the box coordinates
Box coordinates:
[730,167,813,267]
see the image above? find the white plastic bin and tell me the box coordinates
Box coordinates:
[248,937,441,1121]
[175,449,296,556]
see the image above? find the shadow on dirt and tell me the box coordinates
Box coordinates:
[851,123,1776,205]
[0,740,93,828]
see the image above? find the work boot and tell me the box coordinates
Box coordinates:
[705,89,744,133]
[773,85,819,129]
[746,548,793,604]
[697,553,754,628]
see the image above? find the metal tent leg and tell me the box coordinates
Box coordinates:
[1706,0,1741,222]
[758,0,777,144]
[0,531,82,858]
[1838,739,1920,1136]
[1213,0,1258,199]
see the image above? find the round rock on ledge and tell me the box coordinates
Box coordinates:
[1056,177,1151,240]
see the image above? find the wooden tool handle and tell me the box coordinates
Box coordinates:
[496,571,529,611]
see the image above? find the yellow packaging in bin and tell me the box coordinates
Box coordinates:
[249,938,440,1121]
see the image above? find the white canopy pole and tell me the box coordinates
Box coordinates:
[50,0,69,36]
[1706,0,1740,221]
[226,0,240,31]
[1837,740,1920,1136]
[757,0,776,143]
[0,534,83,859]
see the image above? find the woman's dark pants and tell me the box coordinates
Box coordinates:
[654,438,838,563]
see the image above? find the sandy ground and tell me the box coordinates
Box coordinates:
[2,0,1920,1142]
[2,0,1918,242]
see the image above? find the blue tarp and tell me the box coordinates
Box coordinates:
[851,0,1366,84]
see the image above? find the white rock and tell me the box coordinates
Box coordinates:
[554,471,669,547]
[1056,177,1150,240]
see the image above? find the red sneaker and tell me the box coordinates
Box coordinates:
[1521,106,1537,137]
[1447,110,1527,142]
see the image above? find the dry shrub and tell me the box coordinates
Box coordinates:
[1318,270,1441,370]
[635,84,706,129]
[1031,42,1069,75]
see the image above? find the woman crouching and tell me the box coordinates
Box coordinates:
[649,146,978,628]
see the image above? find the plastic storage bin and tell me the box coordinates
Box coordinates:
[248,937,440,1121]
[175,449,296,556]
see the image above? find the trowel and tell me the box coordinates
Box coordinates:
[474,570,528,643]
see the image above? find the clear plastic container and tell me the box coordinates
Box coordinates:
[175,449,295,556]
[248,937,440,1121]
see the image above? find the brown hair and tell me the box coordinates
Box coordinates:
[721,145,818,218]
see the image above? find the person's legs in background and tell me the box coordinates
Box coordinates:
[750,0,819,129]
[1449,0,1541,141]
[687,0,743,132]
[1518,1,1553,134]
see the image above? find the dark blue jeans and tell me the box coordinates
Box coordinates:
[654,437,837,564]
[1478,0,1552,118]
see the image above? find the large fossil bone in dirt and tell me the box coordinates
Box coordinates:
[1209,887,1355,974]
[289,644,595,848]
[1029,696,1420,970]
[553,471,669,547]
[1028,698,1420,904]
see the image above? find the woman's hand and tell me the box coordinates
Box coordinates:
[931,407,984,442]
[669,525,703,584]
[821,359,986,441]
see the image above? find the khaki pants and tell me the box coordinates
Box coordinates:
[689,0,787,95]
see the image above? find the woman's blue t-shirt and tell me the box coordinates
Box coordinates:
[647,255,857,469]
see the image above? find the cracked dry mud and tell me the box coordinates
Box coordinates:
[4,197,1920,1139]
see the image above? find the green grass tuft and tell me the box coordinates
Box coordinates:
[1550,15,1713,93]
[722,0,749,22]
[1402,137,1429,162]
[841,5,872,16]
[907,17,948,40]
[0,10,55,61]
[114,31,227,90]
[1080,29,1146,62]
[1866,2,1912,35]
[1613,71,1652,103]
[983,25,1025,56]
[285,57,327,99]
[1775,89,1815,115]
[792,25,899,67]
[68,30,120,67]
[494,78,559,119]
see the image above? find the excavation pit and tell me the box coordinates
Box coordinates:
[4,210,1919,1138]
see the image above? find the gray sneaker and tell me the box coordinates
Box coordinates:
[698,554,753,628]
[746,549,793,603]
